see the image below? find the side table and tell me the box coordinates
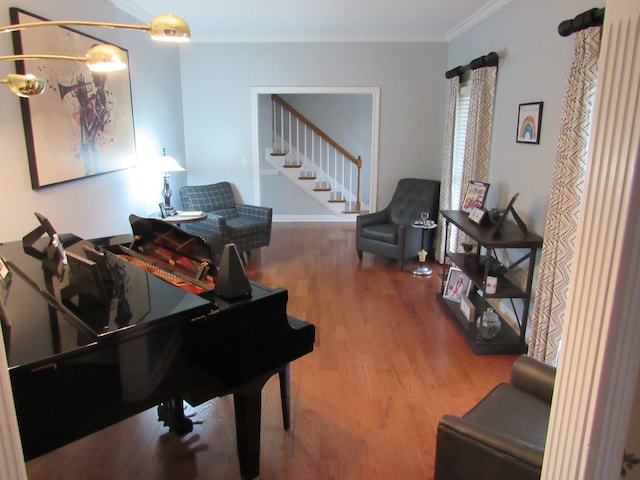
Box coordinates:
[410,218,437,276]
[149,211,207,227]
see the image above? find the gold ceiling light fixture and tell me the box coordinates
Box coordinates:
[0,13,191,43]
[0,44,128,74]
[0,73,45,97]
[0,13,190,96]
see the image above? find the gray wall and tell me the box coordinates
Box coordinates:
[0,0,187,242]
[179,42,448,211]
[447,0,599,235]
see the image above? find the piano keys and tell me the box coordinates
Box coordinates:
[0,213,315,480]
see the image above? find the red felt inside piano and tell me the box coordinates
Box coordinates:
[118,252,214,295]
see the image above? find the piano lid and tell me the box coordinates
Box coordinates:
[129,214,214,270]
[0,238,211,369]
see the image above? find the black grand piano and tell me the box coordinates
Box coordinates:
[0,213,315,480]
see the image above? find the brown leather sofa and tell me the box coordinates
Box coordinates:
[434,355,556,480]
[356,178,440,270]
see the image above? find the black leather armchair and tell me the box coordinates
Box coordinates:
[434,355,556,480]
[356,178,440,270]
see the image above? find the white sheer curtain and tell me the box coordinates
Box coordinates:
[528,26,601,365]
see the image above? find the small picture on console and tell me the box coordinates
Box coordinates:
[462,181,490,213]
[443,267,471,303]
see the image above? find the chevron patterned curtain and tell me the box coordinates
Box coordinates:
[462,66,496,189]
[528,27,601,365]
[435,75,459,263]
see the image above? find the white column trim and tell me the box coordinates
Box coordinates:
[0,330,27,480]
[542,0,640,478]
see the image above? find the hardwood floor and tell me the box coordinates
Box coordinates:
[25,222,517,480]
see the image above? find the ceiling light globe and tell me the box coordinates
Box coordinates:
[6,73,45,97]
[149,14,191,42]
[86,44,127,72]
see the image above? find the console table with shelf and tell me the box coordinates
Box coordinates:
[438,210,543,355]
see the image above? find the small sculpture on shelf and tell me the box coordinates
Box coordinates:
[461,241,477,255]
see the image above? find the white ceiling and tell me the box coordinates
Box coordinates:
[108,0,512,43]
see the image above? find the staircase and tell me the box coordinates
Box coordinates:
[268,94,363,215]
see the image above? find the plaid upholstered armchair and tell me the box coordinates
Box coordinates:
[179,182,273,256]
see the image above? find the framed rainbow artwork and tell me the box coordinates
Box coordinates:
[516,101,543,144]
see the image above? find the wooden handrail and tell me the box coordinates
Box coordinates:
[272,94,362,169]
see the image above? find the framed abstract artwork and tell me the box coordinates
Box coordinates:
[516,101,543,144]
[10,8,136,189]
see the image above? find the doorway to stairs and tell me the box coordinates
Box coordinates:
[251,86,380,222]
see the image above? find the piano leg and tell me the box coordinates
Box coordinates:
[233,383,263,480]
[232,367,292,479]
[279,364,291,430]
[157,398,194,436]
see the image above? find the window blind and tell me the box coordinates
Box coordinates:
[451,84,471,210]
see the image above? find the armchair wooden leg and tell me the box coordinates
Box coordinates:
[357,250,363,260]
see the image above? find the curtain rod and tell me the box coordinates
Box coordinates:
[558,7,605,37]
[445,51,498,79]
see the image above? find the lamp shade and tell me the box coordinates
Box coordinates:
[1,73,45,97]
[0,44,128,76]
[149,14,191,42]
[86,44,127,72]
[157,151,186,172]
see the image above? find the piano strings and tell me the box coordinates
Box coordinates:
[117,254,214,295]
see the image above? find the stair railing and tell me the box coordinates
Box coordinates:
[271,94,362,213]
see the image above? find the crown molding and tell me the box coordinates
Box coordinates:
[105,0,153,22]
[446,0,513,41]
[191,33,448,44]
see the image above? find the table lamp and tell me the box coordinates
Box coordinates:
[157,149,185,216]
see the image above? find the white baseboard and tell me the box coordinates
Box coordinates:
[273,215,357,223]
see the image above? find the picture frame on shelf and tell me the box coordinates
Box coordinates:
[468,206,490,226]
[443,267,471,303]
[461,181,490,213]
[516,101,543,144]
[490,193,529,237]
[459,296,475,323]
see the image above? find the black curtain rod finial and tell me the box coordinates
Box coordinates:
[558,7,605,37]
[445,51,499,79]
[470,51,499,70]
[445,66,463,79]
